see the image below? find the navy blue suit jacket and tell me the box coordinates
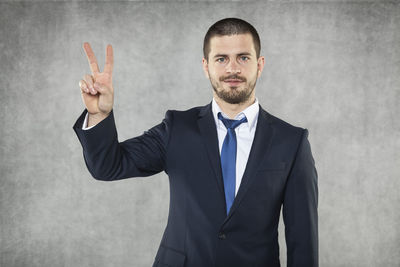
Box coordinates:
[73,102,318,267]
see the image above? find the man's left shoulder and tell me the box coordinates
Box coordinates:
[260,109,313,155]
[260,108,306,136]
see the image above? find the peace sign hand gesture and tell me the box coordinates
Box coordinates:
[79,42,114,125]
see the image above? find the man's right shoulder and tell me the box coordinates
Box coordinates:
[166,103,211,120]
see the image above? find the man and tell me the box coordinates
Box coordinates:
[74,18,318,267]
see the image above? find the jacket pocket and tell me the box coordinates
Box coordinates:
[155,245,186,267]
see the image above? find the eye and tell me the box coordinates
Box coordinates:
[240,56,249,61]
[216,57,225,63]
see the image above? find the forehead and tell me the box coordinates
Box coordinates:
[208,33,256,56]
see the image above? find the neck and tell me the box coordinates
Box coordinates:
[214,93,256,119]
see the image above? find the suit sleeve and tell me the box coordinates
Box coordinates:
[72,109,172,181]
[283,128,318,266]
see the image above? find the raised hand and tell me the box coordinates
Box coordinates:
[79,42,114,124]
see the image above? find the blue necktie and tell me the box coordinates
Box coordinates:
[218,112,248,215]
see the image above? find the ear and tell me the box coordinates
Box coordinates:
[257,56,265,78]
[202,57,210,78]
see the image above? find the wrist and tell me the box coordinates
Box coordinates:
[87,111,110,127]
[88,111,110,119]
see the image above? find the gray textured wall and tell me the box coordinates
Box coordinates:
[1,1,399,266]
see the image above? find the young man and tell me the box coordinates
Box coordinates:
[74,18,318,267]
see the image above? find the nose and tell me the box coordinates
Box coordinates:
[226,59,241,74]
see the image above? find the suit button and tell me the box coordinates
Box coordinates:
[218,232,226,240]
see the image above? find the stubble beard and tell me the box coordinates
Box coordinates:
[209,72,258,105]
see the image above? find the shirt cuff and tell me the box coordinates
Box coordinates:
[82,112,96,130]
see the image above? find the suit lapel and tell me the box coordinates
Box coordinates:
[197,102,225,198]
[222,105,274,224]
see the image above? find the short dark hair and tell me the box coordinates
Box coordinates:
[203,18,261,61]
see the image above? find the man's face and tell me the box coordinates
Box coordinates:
[202,33,265,105]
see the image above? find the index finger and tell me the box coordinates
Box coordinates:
[103,44,113,75]
[83,42,100,74]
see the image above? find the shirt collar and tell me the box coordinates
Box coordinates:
[212,97,259,132]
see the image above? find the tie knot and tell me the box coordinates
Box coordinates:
[218,112,248,130]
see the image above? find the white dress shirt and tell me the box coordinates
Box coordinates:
[212,97,259,196]
[82,98,260,196]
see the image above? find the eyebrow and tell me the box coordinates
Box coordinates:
[213,52,252,58]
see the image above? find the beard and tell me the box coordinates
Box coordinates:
[209,72,257,104]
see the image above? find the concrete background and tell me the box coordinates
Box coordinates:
[1,1,399,266]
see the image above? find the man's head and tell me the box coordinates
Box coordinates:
[202,18,265,105]
[203,18,261,62]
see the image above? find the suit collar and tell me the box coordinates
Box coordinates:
[198,101,212,117]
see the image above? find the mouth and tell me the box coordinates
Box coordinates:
[224,79,243,85]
